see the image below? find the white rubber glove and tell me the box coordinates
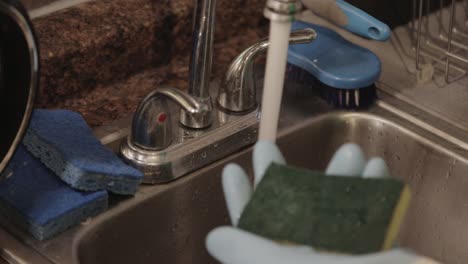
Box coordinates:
[205,142,440,264]
[302,0,349,27]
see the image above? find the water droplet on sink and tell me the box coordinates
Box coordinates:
[191,188,200,201]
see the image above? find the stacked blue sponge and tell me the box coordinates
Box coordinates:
[23,110,143,195]
[0,146,108,240]
[0,110,143,240]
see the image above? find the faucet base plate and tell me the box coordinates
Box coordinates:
[121,109,260,184]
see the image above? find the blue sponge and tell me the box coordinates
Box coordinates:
[0,146,108,240]
[22,109,143,195]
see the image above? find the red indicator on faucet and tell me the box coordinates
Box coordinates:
[157,113,167,123]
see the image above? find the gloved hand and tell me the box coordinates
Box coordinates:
[301,0,349,27]
[205,141,440,264]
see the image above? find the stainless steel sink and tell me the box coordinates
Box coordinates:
[1,90,468,264]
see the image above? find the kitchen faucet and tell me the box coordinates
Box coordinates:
[120,0,312,183]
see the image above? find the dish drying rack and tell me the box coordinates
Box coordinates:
[365,0,468,137]
[410,0,468,84]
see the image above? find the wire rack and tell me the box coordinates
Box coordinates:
[410,0,468,84]
[374,0,468,133]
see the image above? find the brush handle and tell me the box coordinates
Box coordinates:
[336,0,391,41]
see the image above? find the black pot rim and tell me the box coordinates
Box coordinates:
[0,0,39,178]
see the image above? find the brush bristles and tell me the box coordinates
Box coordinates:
[286,64,377,109]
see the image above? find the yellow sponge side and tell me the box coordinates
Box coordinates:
[382,185,412,250]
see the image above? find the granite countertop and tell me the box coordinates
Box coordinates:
[56,28,267,126]
[31,0,413,127]
[32,0,268,127]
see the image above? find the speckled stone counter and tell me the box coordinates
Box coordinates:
[30,0,417,127]
[32,0,268,127]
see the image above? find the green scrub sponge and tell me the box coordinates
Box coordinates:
[238,163,411,254]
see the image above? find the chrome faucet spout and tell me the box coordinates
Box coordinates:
[189,0,216,100]
[181,0,217,128]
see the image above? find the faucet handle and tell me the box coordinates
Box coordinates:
[130,86,209,150]
[217,28,316,113]
[131,89,173,150]
[121,86,213,183]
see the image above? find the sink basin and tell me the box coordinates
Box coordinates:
[77,106,468,263]
[1,93,468,264]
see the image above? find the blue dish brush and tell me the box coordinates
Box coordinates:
[286,0,389,109]
[22,109,143,195]
[335,0,390,41]
[287,21,381,109]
